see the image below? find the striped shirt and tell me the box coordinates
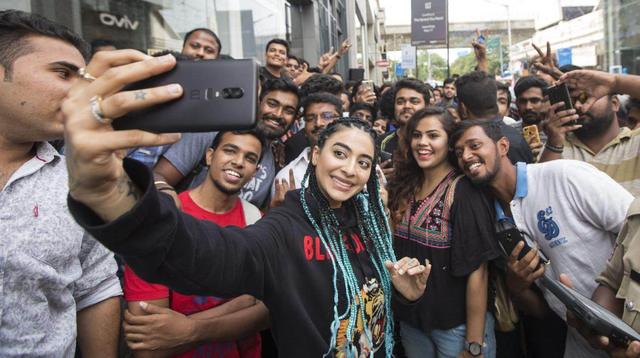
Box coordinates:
[563,127,640,196]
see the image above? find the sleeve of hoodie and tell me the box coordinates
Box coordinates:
[67,158,286,301]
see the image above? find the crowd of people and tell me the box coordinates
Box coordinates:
[3,8,640,358]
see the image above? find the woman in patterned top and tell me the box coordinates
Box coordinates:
[388,107,501,358]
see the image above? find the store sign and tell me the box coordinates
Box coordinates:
[556,48,572,67]
[99,13,139,31]
[411,0,448,47]
[401,44,416,70]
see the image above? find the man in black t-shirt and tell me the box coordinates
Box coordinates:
[260,38,289,85]
[456,71,534,164]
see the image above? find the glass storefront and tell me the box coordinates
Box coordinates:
[3,0,289,62]
[605,0,640,74]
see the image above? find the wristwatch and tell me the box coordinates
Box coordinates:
[464,340,486,357]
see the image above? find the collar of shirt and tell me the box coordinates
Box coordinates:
[494,162,528,223]
[566,127,633,155]
[4,142,61,191]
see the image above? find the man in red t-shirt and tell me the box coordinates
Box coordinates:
[123,130,268,358]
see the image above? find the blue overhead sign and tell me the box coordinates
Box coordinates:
[557,48,572,67]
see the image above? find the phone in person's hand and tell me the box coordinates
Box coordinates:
[476,34,486,45]
[114,59,259,133]
[362,80,374,92]
[522,125,541,145]
[496,220,549,265]
[544,83,576,126]
[380,150,393,163]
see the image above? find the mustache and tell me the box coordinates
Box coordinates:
[261,114,285,127]
[522,110,543,122]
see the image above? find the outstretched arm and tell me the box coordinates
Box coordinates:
[63,50,282,300]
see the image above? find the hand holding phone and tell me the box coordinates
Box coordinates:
[544,83,576,126]
[496,221,547,293]
[115,59,259,133]
[522,125,541,146]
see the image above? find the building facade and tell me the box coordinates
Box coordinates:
[3,0,385,81]
[604,0,640,74]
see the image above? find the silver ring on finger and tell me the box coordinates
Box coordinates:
[90,95,112,125]
[78,67,97,82]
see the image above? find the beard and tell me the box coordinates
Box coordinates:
[466,152,501,186]
[212,178,243,196]
[521,110,545,126]
[256,114,287,140]
[574,102,615,140]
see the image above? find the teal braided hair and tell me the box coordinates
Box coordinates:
[299,117,397,357]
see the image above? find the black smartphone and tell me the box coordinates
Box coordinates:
[380,150,393,162]
[496,222,533,260]
[544,83,576,126]
[540,275,640,346]
[113,59,259,133]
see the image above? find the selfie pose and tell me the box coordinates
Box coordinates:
[388,108,500,358]
[61,51,431,357]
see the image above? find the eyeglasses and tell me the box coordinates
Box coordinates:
[304,112,340,122]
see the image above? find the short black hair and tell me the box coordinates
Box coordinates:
[210,129,265,161]
[378,88,395,119]
[0,10,90,80]
[287,55,299,64]
[260,77,300,106]
[514,76,547,99]
[300,74,344,97]
[301,92,343,115]
[450,119,505,151]
[455,71,498,118]
[265,38,289,56]
[443,77,456,86]
[183,28,222,53]
[90,38,115,53]
[496,81,512,106]
[393,78,431,104]
[349,102,378,121]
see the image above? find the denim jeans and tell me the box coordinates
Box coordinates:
[400,313,497,358]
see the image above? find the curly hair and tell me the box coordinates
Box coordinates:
[387,107,457,226]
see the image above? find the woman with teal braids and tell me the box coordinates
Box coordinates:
[65,109,431,356]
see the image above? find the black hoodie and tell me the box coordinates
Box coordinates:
[68,159,410,357]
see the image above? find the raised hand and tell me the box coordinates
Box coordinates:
[531,42,563,84]
[559,70,617,113]
[385,257,431,302]
[472,29,488,72]
[338,39,351,56]
[354,84,377,105]
[62,50,183,221]
[318,47,334,70]
[270,169,297,208]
